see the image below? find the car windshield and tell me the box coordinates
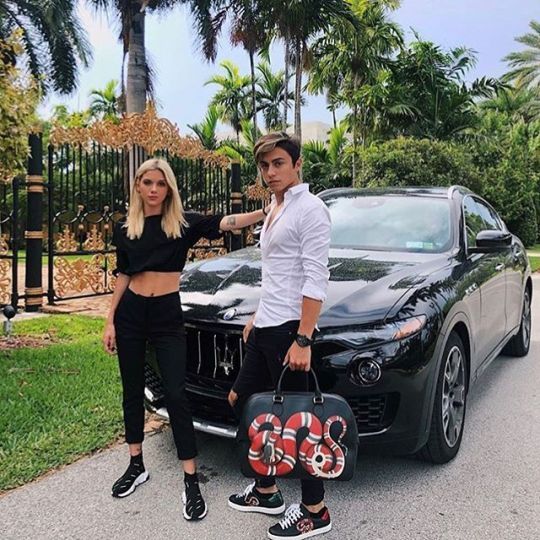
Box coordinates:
[325,194,453,253]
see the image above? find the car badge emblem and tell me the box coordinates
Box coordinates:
[215,335,237,376]
[222,308,237,321]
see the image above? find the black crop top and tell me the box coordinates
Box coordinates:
[111,212,224,276]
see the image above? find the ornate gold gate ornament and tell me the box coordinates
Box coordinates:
[49,103,229,168]
[53,254,116,297]
[55,226,78,252]
[0,234,11,305]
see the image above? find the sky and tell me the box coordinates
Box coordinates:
[44,0,539,133]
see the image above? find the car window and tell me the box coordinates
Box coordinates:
[475,199,502,231]
[325,194,452,253]
[463,197,484,247]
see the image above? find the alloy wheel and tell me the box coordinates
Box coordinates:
[522,292,531,350]
[442,346,466,448]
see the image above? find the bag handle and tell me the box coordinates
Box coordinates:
[273,365,324,405]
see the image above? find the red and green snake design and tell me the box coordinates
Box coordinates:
[247,412,347,479]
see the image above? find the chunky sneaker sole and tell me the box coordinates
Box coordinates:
[112,470,149,498]
[182,491,208,521]
[228,498,286,515]
[267,523,332,540]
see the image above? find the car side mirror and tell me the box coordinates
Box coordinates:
[469,230,512,253]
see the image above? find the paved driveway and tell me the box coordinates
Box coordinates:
[2,278,539,540]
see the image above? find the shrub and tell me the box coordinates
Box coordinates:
[356,137,483,193]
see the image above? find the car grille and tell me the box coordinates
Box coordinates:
[185,324,245,384]
[347,393,399,434]
[144,362,165,402]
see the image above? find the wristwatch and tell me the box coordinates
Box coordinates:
[295,333,313,348]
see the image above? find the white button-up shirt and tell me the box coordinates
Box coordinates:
[254,183,331,328]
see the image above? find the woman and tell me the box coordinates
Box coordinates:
[102,157,267,521]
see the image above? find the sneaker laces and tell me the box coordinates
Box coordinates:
[237,482,256,499]
[278,504,303,529]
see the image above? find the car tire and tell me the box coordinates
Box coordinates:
[417,332,467,464]
[502,289,531,358]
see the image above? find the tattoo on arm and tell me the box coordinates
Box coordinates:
[226,216,237,226]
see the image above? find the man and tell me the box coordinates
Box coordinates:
[227,132,332,539]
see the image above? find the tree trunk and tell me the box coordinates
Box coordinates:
[249,49,258,140]
[125,4,146,193]
[294,39,302,143]
[352,102,358,185]
[283,38,290,131]
[126,7,146,115]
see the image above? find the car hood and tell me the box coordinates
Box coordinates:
[180,247,451,327]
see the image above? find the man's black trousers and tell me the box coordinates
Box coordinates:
[232,320,325,506]
[114,288,197,460]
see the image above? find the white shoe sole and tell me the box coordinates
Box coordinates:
[228,499,286,515]
[182,491,208,521]
[267,522,332,540]
[113,470,149,498]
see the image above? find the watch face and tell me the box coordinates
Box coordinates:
[296,334,311,347]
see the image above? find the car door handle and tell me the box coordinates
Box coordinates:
[495,263,505,272]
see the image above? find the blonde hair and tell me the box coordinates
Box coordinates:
[125,158,187,239]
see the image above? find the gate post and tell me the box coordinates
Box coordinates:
[230,161,243,252]
[24,133,44,312]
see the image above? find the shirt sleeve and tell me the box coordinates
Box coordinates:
[111,222,129,277]
[184,212,224,247]
[299,202,331,302]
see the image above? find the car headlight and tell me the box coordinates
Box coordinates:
[324,315,427,348]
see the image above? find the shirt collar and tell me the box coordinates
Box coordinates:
[269,183,309,205]
[284,183,309,201]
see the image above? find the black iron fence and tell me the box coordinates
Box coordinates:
[0,133,255,311]
[46,143,237,303]
[0,178,21,308]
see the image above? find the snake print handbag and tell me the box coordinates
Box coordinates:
[237,366,358,481]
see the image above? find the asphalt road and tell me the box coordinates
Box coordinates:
[1,278,539,540]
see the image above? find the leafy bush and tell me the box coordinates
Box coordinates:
[0,32,40,182]
[356,137,483,192]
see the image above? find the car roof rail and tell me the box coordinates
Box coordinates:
[447,185,459,199]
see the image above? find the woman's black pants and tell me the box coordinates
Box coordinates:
[114,288,197,460]
[232,320,325,507]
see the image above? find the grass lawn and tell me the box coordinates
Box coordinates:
[0,315,123,492]
[529,256,540,273]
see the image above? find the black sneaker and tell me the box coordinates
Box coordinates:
[111,461,149,498]
[182,478,208,521]
[228,482,286,515]
[267,503,332,539]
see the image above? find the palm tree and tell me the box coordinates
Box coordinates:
[503,20,540,90]
[302,122,351,190]
[0,0,91,94]
[308,0,403,177]
[187,104,223,149]
[271,0,357,142]
[206,60,251,142]
[391,40,500,140]
[228,0,271,140]
[87,1,219,114]
[89,80,120,121]
[256,61,294,131]
[480,86,540,124]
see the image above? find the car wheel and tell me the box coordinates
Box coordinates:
[502,289,531,358]
[418,332,467,464]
